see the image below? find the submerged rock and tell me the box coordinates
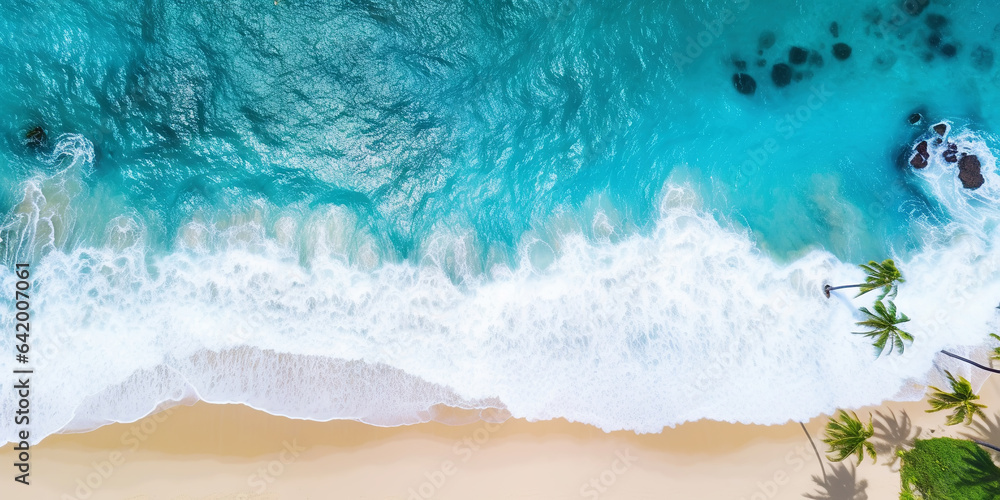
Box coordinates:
[771,63,792,87]
[928,33,942,48]
[733,58,748,71]
[904,0,927,16]
[958,155,985,189]
[833,43,852,60]
[758,31,776,50]
[24,126,46,149]
[941,43,957,57]
[732,73,757,95]
[789,46,808,65]
[972,46,994,71]
[809,50,824,67]
[830,21,840,38]
[756,58,767,67]
[925,13,948,30]
[874,50,897,70]
[943,143,958,163]
[864,7,883,24]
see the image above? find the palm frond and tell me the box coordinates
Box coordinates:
[990,333,1000,364]
[926,371,988,426]
[857,259,904,299]
[823,410,877,465]
[854,300,912,357]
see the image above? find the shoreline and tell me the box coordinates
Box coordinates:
[3,375,999,499]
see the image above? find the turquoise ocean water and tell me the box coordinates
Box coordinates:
[4,0,1000,442]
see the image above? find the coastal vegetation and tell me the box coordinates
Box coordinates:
[854,300,912,357]
[824,259,904,299]
[939,350,1000,375]
[821,257,1000,499]
[926,372,988,426]
[822,410,877,465]
[899,437,1000,500]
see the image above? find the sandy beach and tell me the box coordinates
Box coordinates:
[5,0,1000,498]
[2,372,998,499]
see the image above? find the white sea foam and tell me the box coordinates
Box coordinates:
[2,136,1000,444]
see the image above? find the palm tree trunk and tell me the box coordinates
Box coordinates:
[800,422,827,481]
[973,440,1000,454]
[940,351,1000,374]
[823,283,865,298]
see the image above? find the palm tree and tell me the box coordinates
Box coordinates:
[823,410,877,465]
[824,259,904,299]
[940,350,1000,375]
[926,371,987,426]
[991,333,1000,364]
[854,300,913,357]
[973,440,1000,454]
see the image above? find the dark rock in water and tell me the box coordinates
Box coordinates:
[733,58,748,71]
[771,63,793,87]
[908,112,922,125]
[794,72,804,82]
[830,21,840,38]
[922,52,935,62]
[758,31,776,50]
[928,33,942,48]
[941,44,957,57]
[910,141,930,169]
[758,49,764,56]
[972,46,995,71]
[874,50,897,70]
[994,23,1000,41]
[732,73,757,95]
[958,155,985,189]
[809,50,824,67]
[756,58,767,67]
[943,143,959,163]
[833,43,852,60]
[933,122,949,136]
[789,46,809,65]
[24,126,46,149]
[864,7,883,24]
[925,13,948,30]
[903,0,927,16]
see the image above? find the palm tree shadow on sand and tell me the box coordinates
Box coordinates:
[961,413,1000,459]
[872,409,921,468]
[803,463,868,500]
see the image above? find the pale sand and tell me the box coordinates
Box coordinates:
[4,376,1000,500]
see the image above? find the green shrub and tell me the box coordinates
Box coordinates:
[898,437,1000,499]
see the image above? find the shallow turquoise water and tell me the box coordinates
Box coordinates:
[4,0,1000,441]
[8,0,998,262]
